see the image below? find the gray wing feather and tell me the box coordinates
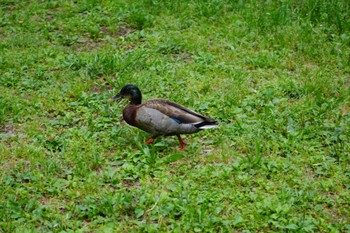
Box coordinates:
[142,99,215,124]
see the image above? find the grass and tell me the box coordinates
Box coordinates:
[0,0,349,232]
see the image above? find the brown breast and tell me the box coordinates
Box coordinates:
[123,104,138,127]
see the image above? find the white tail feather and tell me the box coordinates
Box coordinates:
[198,124,219,129]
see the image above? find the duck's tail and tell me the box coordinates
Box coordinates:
[194,120,219,130]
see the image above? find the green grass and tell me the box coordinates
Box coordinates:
[1,0,349,232]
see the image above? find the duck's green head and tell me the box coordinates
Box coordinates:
[110,84,142,105]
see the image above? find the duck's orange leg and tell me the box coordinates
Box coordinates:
[146,138,155,145]
[177,135,186,151]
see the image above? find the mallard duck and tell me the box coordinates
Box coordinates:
[110,84,218,150]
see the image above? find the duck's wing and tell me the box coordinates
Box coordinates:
[142,99,218,127]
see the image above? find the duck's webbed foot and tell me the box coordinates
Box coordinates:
[145,137,155,145]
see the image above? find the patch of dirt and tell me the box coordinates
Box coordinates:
[46,14,55,22]
[1,159,31,175]
[0,124,26,140]
[100,25,109,35]
[0,124,15,135]
[115,25,138,37]
[5,3,14,14]
[172,52,193,62]
[341,105,349,116]
[75,35,103,52]
[95,25,138,39]
[303,62,319,71]
[121,179,141,190]
[40,196,67,214]
[326,208,343,223]
[74,24,141,52]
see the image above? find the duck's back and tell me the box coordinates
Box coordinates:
[142,99,216,124]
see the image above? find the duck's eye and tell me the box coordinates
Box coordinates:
[124,94,132,99]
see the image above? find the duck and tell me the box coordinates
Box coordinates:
[110,84,218,150]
